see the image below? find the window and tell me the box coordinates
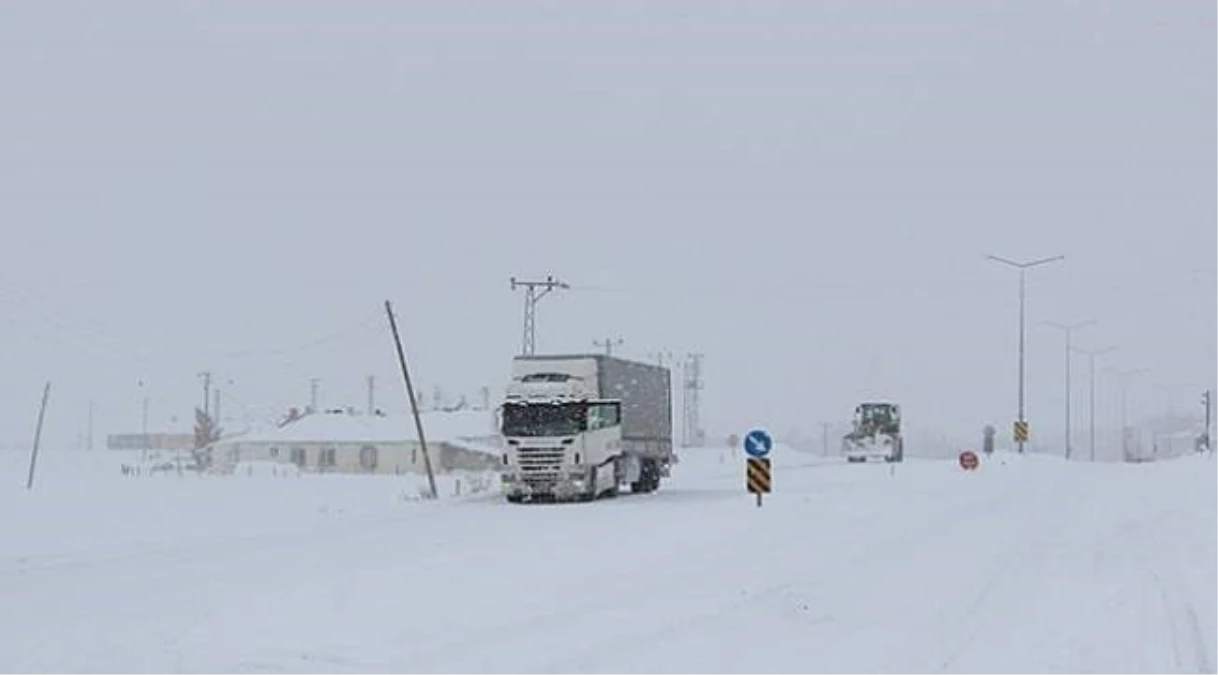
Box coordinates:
[319,448,337,468]
[270,447,280,459]
[290,447,307,467]
[586,402,621,431]
[501,402,588,437]
[359,445,378,471]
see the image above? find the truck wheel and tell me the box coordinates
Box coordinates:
[648,463,662,492]
[506,495,523,504]
[631,459,658,494]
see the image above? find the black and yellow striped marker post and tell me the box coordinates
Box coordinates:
[1013,420,1029,444]
[746,457,772,507]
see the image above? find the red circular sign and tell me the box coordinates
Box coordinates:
[959,450,980,471]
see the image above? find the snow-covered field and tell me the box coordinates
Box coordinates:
[1,446,1214,673]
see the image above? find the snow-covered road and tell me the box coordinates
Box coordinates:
[2,449,1214,673]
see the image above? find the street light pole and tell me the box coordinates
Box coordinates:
[1043,319,1096,460]
[987,254,1065,453]
[1076,343,1115,460]
[1112,367,1149,460]
[1153,383,1183,456]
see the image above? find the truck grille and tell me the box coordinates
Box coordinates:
[516,446,565,484]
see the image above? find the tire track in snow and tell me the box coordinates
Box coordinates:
[844,487,1034,672]
[399,467,1037,672]
[1149,569,1215,674]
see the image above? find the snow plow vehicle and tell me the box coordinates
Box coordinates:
[842,402,904,463]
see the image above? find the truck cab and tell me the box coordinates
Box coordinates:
[500,394,623,501]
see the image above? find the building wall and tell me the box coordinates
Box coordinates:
[209,439,504,476]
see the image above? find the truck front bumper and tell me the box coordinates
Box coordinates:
[501,473,587,500]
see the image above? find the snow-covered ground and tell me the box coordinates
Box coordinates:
[1,445,1213,673]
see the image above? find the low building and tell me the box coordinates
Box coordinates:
[205,409,502,476]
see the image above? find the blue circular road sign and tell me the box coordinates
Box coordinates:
[744,429,773,458]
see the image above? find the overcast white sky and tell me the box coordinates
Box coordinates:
[1,1,1214,452]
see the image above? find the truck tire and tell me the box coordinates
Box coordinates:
[631,459,658,494]
[506,494,523,504]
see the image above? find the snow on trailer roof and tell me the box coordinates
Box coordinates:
[512,353,668,369]
[216,409,498,446]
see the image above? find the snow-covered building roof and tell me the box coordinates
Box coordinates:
[216,409,498,446]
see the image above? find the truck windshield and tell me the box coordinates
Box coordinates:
[501,402,587,437]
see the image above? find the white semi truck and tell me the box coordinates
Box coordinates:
[498,354,674,503]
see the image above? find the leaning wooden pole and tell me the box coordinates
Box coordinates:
[27,381,51,491]
[385,300,438,500]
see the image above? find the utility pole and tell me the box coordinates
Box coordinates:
[27,382,51,491]
[650,351,674,368]
[142,396,149,461]
[594,337,624,356]
[199,371,212,418]
[309,378,320,413]
[213,389,222,436]
[1072,346,1114,461]
[1203,390,1213,452]
[510,275,569,356]
[137,379,149,462]
[1043,319,1095,460]
[367,375,376,415]
[682,353,705,448]
[987,254,1064,453]
[385,300,437,500]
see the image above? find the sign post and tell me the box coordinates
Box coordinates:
[744,428,773,507]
